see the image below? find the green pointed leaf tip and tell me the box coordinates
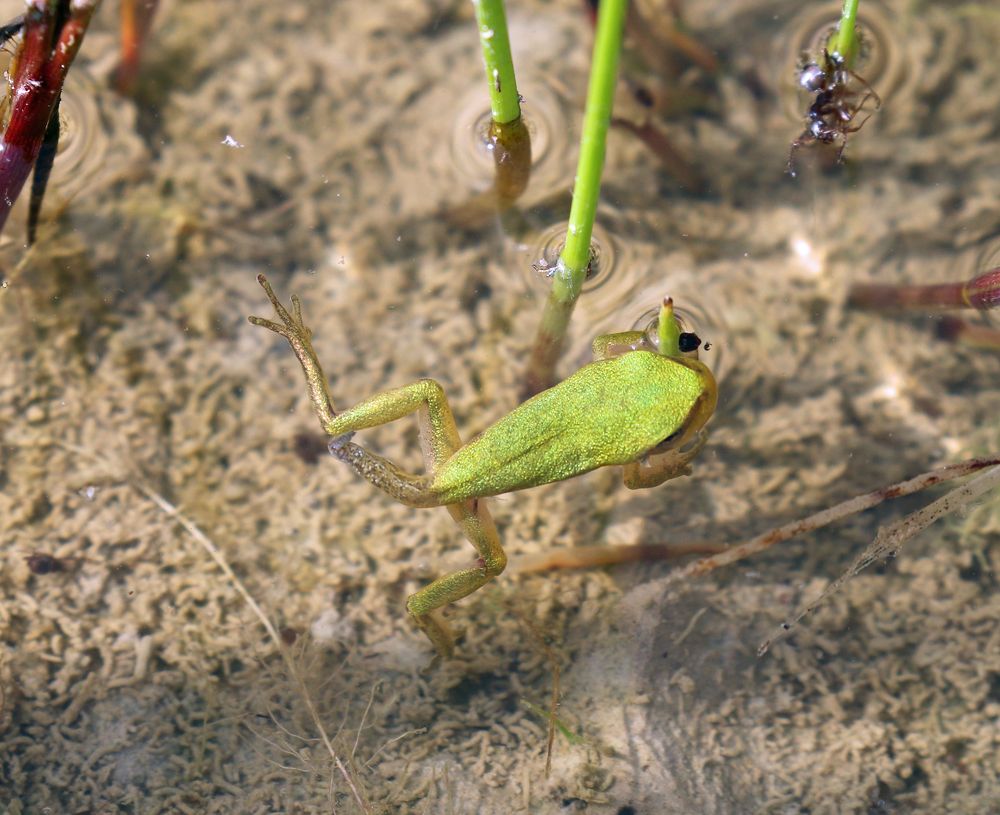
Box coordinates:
[658,297,682,357]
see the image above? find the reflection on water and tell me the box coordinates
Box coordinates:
[1,0,999,813]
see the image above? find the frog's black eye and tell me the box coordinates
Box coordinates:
[678,332,702,353]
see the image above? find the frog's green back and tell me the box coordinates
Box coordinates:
[432,351,715,504]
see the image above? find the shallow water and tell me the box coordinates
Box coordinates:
[1,1,999,813]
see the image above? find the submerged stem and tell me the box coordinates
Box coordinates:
[848,267,1000,312]
[474,0,532,208]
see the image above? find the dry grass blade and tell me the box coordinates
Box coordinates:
[504,599,562,776]
[656,457,1000,589]
[759,463,1000,654]
[55,440,374,814]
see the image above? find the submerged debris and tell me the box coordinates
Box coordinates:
[787,48,880,175]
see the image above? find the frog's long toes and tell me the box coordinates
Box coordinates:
[247,315,286,335]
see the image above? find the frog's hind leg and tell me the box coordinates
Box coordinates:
[251,276,505,658]
[251,276,448,508]
[332,380,507,658]
[249,274,338,429]
[409,498,506,660]
[325,381,507,658]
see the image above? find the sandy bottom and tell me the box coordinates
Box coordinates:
[1,0,999,812]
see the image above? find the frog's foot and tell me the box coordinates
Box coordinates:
[248,274,315,348]
[667,429,708,472]
[249,274,339,429]
[657,430,708,480]
[409,608,455,663]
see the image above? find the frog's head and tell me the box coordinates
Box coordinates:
[654,296,717,451]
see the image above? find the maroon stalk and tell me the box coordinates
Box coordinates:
[935,317,1000,350]
[0,0,100,238]
[848,267,1000,312]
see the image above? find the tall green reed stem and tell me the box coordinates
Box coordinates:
[474,0,521,125]
[522,0,628,396]
[830,0,860,66]
[474,0,531,206]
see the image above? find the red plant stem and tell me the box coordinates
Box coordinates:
[964,266,1000,309]
[847,281,964,310]
[0,0,100,237]
[848,267,1000,311]
[517,541,727,573]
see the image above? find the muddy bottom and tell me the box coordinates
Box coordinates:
[1,0,999,813]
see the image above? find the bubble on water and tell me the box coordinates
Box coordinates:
[633,298,729,388]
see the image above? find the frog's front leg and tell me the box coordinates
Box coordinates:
[591,330,650,361]
[622,430,708,489]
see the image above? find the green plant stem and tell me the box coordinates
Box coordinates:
[831,0,860,66]
[474,0,521,125]
[522,0,628,396]
[556,0,628,294]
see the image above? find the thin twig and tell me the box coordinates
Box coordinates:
[352,680,381,762]
[758,462,1000,654]
[365,728,428,769]
[654,457,1000,589]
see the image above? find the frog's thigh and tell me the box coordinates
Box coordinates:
[326,378,461,471]
[328,380,507,655]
